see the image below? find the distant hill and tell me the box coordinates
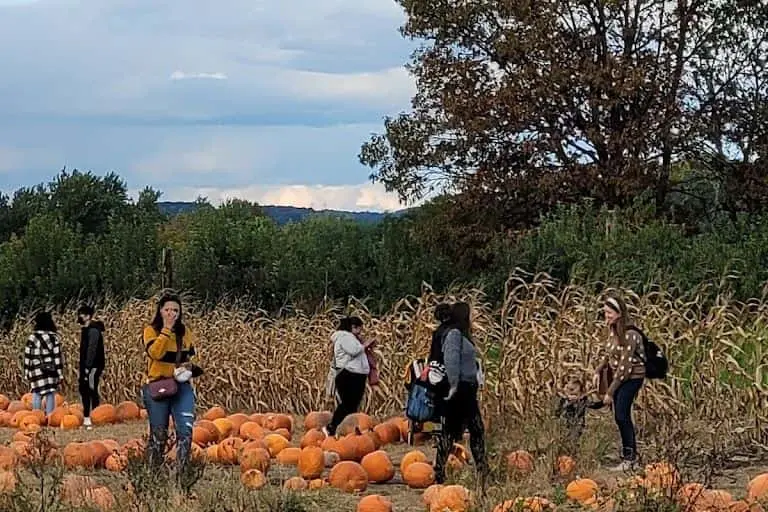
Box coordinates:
[158,202,406,225]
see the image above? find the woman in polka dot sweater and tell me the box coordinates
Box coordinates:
[594,292,646,471]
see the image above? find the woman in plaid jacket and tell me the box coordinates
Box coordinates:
[23,312,65,414]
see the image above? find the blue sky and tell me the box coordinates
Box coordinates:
[0,0,417,211]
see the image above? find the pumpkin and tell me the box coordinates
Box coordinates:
[507,450,535,474]
[249,413,266,426]
[0,395,10,411]
[493,497,555,512]
[101,439,120,453]
[63,442,96,469]
[0,412,12,427]
[373,423,401,446]
[213,418,234,440]
[227,413,251,434]
[556,455,576,476]
[203,406,227,421]
[276,447,301,466]
[298,446,324,479]
[304,411,332,431]
[105,453,128,472]
[343,428,376,461]
[429,485,472,512]
[193,420,220,446]
[273,428,292,441]
[0,447,18,470]
[357,494,393,512]
[284,477,308,490]
[90,404,116,426]
[21,393,33,410]
[308,479,327,490]
[566,478,599,503]
[241,469,267,489]
[322,436,356,461]
[88,441,111,468]
[206,445,219,463]
[338,413,376,435]
[264,413,293,433]
[119,439,146,459]
[60,414,81,430]
[729,500,765,512]
[404,462,436,489]
[361,450,395,483]
[748,474,768,501]
[216,437,243,465]
[240,422,267,441]
[301,429,326,449]
[423,485,444,508]
[7,401,27,414]
[643,461,681,492]
[240,447,271,474]
[264,434,291,457]
[115,402,141,422]
[0,470,17,494]
[400,450,428,475]
[242,439,269,453]
[329,461,368,493]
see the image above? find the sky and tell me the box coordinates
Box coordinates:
[0,0,418,212]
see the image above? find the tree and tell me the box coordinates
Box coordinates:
[360,0,768,226]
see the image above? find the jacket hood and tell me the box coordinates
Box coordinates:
[89,320,106,332]
[331,330,356,343]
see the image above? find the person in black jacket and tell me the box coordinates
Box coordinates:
[77,305,106,429]
[429,303,453,364]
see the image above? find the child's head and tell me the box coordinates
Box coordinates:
[560,374,585,399]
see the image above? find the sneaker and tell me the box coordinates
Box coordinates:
[321,427,330,438]
[608,460,637,472]
[83,417,92,430]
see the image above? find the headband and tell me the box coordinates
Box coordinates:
[605,297,621,313]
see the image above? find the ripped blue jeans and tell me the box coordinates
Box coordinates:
[142,382,195,468]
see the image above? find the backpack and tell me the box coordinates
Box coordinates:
[629,327,668,379]
[405,380,436,423]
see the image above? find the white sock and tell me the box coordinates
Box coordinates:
[83,417,92,426]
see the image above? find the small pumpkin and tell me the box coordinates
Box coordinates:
[506,450,534,474]
[361,450,395,483]
[276,447,301,466]
[90,404,117,426]
[284,477,308,491]
[203,406,227,421]
[403,461,436,489]
[328,461,368,493]
[298,446,324,479]
[429,484,472,512]
[241,469,267,489]
[357,494,393,512]
[566,478,599,503]
[400,450,428,475]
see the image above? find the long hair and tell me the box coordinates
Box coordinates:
[33,311,57,333]
[605,291,631,344]
[451,302,472,339]
[150,293,186,341]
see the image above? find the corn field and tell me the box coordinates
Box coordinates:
[1,272,767,442]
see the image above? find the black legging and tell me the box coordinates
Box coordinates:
[327,369,367,435]
[614,378,643,461]
[434,382,487,484]
[79,368,102,418]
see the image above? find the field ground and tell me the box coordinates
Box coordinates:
[2,410,767,512]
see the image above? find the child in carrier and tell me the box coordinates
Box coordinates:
[553,374,604,453]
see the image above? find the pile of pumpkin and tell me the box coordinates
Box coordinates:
[0,393,145,431]
[558,462,768,511]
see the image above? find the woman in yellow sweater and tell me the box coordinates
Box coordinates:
[142,293,202,470]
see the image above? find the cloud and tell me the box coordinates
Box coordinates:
[0,0,419,211]
[162,182,407,212]
[170,71,228,81]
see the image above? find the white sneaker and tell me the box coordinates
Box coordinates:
[83,417,92,430]
[609,460,637,472]
[321,427,330,438]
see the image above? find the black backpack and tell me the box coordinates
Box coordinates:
[629,327,668,379]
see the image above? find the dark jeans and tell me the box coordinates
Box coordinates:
[79,368,102,417]
[327,369,367,435]
[434,382,487,484]
[142,382,195,468]
[614,378,643,461]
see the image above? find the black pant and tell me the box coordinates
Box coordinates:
[327,369,367,435]
[79,368,102,417]
[614,378,643,461]
[434,382,487,484]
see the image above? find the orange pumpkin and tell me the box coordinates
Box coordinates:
[566,478,599,503]
[241,469,267,489]
[643,461,681,492]
[227,413,251,434]
[203,406,227,421]
[213,418,234,440]
[400,450,428,475]
[304,411,332,431]
[60,414,81,430]
[0,395,10,411]
[284,476,308,491]
[403,461,435,489]
[90,404,117,426]
[276,447,301,466]
[556,455,576,476]
[264,434,290,457]
[105,453,128,472]
[506,450,534,474]
[63,443,96,469]
[429,485,472,511]
[361,450,395,483]
[423,484,444,509]
[357,494,393,512]
[328,461,368,493]
[338,413,376,435]
[0,447,18,470]
[192,420,219,446]
[298,446,324,479]
[264,413,293,433]
[300,429,326,449]
[216,437,243,465]
[240,448,271,474]
[748,473,768,502]
[240,422,266,441]
[115,402,141,422]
